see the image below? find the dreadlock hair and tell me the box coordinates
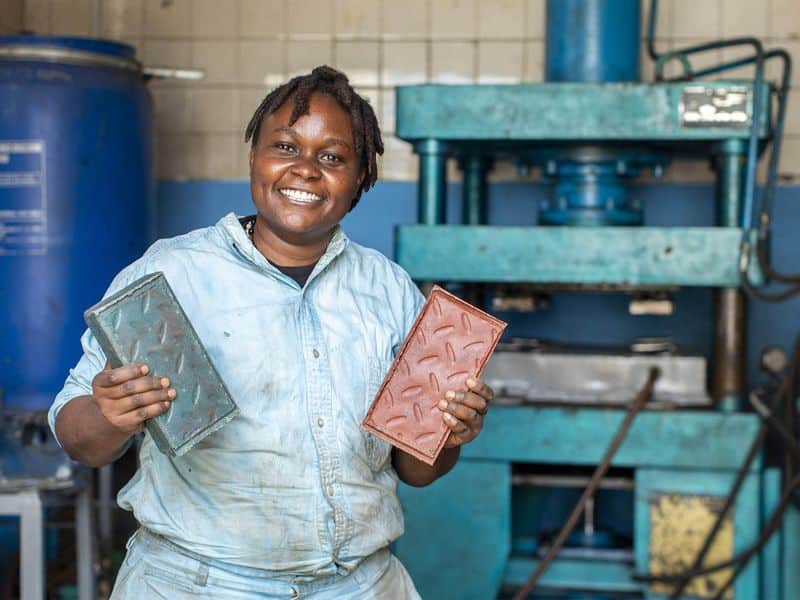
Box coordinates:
[244,65,383,210]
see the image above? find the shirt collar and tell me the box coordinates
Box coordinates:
[216,212,349,285]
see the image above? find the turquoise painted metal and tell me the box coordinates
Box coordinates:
[396,82,771,143]
[392,4,788,596]
[546,0,641,83]
[396,408,783,599]
[396,225,749,286]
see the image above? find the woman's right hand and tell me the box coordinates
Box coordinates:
[91,362,176,435]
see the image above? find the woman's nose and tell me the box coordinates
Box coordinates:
[291,155,322,179]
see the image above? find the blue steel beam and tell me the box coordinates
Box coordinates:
[395,225,748,287]
[504,557,640,593]
[462,407,762,470]
[396,82,771,142]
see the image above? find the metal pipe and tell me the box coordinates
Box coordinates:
[461,156,488,226]
[714,140,747,410]
[416,139,447,226]
[546,0,641,83]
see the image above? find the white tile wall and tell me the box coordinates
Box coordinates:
[16,0,800,183]
[193,40,238,84]
[478,0,524,40]
[143,0,191,38]
[382,0,428,38]
[382,41,427,85]
[51,0,91,36]
[192,0,238,39]
[101,0,143,39]
[239,0,285,37]
[672,0,720,40]
[431,0,477,39]
[0,0,23,34]
[287,0,332,36]
[287,39,333,77]
[720,0,768,38]
[335,41,380,86]
[478,42,523,83]
[334,0,380,38]
[237,40,284,86]
[431,41,475,83]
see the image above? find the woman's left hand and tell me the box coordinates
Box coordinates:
[439,376,494,448]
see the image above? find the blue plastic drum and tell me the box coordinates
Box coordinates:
[0,36,153,411]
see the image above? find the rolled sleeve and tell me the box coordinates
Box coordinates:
[47,253,154,446]
[48,328,108,446]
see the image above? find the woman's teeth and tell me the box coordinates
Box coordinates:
[280,188,322,203]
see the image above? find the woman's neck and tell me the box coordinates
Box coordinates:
[250,216,330,267]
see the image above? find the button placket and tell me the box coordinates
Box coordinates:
[302,301,349,552]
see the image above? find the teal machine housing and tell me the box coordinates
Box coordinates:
[392,1,799,598]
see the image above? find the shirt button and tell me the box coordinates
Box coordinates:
[312,349,320,358]
[317,417,325,428]
[327,485,334,497]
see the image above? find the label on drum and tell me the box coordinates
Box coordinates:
[0,140,46,255]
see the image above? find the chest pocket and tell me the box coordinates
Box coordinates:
[364,357,393,471]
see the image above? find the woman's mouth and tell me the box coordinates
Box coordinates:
[279,188,323,204]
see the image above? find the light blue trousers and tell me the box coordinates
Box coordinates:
[110,529,422,599]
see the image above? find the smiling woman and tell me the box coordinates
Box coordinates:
[49,65,496,600]
[248,92,367,265]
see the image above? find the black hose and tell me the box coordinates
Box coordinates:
[740,253,800,302]
[511,368,660,600]
[635,474,800,587]
[667,422,767,599]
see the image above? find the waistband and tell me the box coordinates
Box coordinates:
[132,528,390,594]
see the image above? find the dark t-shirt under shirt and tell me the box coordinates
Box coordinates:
[239,215,317,287]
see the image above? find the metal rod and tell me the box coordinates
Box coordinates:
[98,464,113,572]
[511,367,659,600]
[461,155,488,307]
[461,155,488,226]
[416,139,447,226]
[714,140,747,411]
[76,478,97,600]
[511,474,634,490]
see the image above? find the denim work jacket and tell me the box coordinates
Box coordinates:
[49,212,425,575]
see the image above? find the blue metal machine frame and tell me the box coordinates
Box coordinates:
[391,1,795,598]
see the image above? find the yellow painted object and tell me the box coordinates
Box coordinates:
[649,493,734,599]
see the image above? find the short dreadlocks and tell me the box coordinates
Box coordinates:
[244,65,383,209]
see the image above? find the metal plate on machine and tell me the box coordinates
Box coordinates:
[484,345,709,406]
[649,493,734,599]
[680,85,750,128]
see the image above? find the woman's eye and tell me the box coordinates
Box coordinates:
[320,152,342,163]
[274,142,295,153]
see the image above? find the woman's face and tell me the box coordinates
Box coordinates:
[249,92,364,248]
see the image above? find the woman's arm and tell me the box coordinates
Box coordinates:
[56,363,174,467]
[392,377,493,486]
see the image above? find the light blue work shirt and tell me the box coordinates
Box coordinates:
[49,212,425,576]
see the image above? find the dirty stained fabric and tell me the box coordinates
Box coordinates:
[48,212,425,596]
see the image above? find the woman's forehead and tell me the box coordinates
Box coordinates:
[266,92,354,141]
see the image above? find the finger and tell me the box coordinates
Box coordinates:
[95,364,149,389]
[105,375,170,400]
[114,399,172,431]
[443,389,488,416]
[118,388,176,414]
[442,412,471,436]
[438,393,481,423]
[466,377,494,402]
